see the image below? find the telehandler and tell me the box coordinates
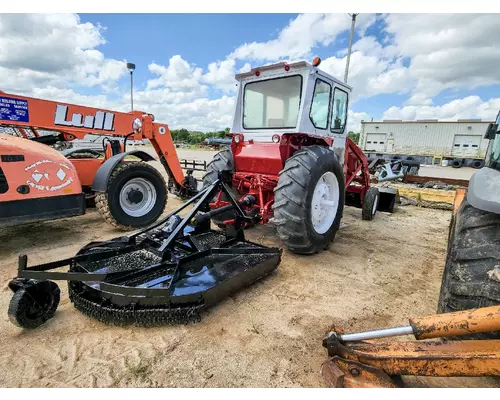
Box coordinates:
[0,91,198,230]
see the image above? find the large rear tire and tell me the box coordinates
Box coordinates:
[95,161,167,231]
[272,146,345,255]
[201,148,238,227]
[437,198,500,340]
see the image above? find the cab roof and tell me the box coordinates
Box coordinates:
[234,60,352,91]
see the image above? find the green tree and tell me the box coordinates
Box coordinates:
[347,131,360,144]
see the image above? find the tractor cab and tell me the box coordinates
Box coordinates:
[231,58,352,152]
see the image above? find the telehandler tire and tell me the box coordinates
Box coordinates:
[201,148,238,228]
[437,198,500,340]
[95,161,167,231]
[273,145,345,255]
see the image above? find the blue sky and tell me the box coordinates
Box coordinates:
[78,14,299,96]
[2,13,499,131]
[78,13,402,121]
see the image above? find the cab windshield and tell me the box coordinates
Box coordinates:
[243,75,302,129]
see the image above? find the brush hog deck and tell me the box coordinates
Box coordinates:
[7,179,282,329]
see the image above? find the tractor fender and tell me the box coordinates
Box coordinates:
[91,150,156,192]
[467,166,500,214]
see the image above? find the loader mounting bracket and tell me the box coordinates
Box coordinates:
[321,329,500,388]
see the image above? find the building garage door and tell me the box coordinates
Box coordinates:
[452,135,482,157]
[365,133,387,152]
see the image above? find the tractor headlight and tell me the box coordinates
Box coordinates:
[133,118,142,133]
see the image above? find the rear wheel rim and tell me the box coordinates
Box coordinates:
[311,171,339,234]
[119,177,157,217]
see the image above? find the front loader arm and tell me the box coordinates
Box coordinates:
[321,305,500,388]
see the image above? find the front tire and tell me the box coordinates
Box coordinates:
[201,149,238,228]
[96,161,167,231]
[437,198,500,340]
[273,146,345,255]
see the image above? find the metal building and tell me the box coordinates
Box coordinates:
[359,119,493,167]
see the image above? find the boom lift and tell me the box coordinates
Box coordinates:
[0,91,197,229]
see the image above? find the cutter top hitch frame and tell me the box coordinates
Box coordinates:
[321,305,500,388]
[8,172,282,328]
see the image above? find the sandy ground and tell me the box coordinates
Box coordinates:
[1,201,498,388]
[0,149,497,388]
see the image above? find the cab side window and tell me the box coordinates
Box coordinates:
[331,88,348,133]
[309,79,331,130]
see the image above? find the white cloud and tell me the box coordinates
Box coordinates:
[347,110,371,133]
[320,44,413,101]
[238,63,252,74]
[0,13,127,91]
[202,59,237,93]
[146,55,204,91]
[228,13,376,62]
[135,96,236,132]
[383,13,500,105]
[383,96,500,122]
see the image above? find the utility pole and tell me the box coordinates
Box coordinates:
[344,13,358,83]
[127,62,136,111]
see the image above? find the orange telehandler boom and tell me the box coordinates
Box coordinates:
[0,91,197,229]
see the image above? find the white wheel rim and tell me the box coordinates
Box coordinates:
[372,193,379,215]
[311,171,339,234]
[119,177,157,217]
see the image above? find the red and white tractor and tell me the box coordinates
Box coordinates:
[202,58,398,254]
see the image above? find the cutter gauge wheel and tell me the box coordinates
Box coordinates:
[8,281,60,329]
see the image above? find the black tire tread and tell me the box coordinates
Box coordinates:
[362,187,380,221]
[8,281,60,329]
[202,148,234,188]
[201,149,236,227]
[273,146,344,255]
[437,198,500,340]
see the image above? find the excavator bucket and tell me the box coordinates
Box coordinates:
[7,179,281,329]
